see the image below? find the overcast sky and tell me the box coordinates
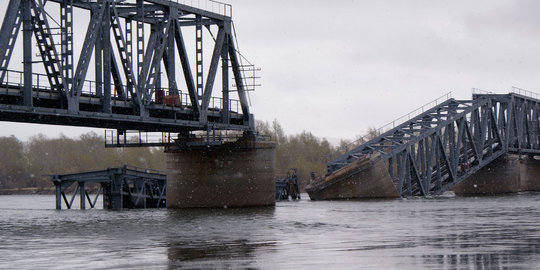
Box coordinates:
[2,0,540,143]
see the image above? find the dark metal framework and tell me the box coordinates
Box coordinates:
[328,93,540,197]
[51,165,167,209]
[0,0,254,135]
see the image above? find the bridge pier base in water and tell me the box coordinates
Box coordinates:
[165,137,276,208]
[452,154,540,195]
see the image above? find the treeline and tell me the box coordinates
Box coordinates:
[0,132,165,193]
[256,120,374,188]
[0,120,374,193]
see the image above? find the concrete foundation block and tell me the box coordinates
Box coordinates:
[519,156,540,191]
[453,154,520,195]
[165,139,275,208]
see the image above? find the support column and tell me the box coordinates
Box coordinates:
[167,9,177,95]
[22,0,32,106]
[221,33,229,124]
[55,182,62,210]
[195,15,203,100]
[79,181,86,210]
[60,0,74,110]
[102,3,111,113]
[165,136,275,208]
[95,12,103,97]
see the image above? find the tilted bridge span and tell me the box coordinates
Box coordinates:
[316,89,540,199]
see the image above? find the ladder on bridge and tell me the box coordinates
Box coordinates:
[327,91,540,197]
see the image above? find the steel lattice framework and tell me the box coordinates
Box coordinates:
[0,0,254,135]
[328,93,540,197]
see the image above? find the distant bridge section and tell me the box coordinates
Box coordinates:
[326,89,540,197]
[0,0,256,137]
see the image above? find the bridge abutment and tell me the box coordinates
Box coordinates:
[165,137,276,208]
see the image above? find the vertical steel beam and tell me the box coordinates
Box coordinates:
[167,8,177,95]
[125,19,134,97]
[102,3,112,113]
[95,8,103,97]
[195,15,203,99]
[22,0,32,106]
[79,181,85,210]
[60,0,73,99]
[136,0,144,77]
[221,31,229,124]
[135,0,147,116]
[154,41,162,94]
[55,181,61,210]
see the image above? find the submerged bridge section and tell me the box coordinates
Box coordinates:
[51,165,166,209]
[324,90,540,198]
[0,0,255,136]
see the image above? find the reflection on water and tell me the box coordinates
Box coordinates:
[1,193,540,269]
[423,253,525,270]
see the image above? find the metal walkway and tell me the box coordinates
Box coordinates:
[327,89,540,197]
[0,0,257,141]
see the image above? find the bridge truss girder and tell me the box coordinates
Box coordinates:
[328,93,540,197]
[0,0,252,133]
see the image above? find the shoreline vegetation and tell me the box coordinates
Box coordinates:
[0,120,376,194]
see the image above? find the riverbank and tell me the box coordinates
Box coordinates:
[0,187,55,195]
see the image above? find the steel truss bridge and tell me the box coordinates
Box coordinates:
[328,89,540,197]
[0,0,256,143]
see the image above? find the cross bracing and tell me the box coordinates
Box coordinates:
[0,0,255,134]
[327,93,540,197]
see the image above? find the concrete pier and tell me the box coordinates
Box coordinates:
[453,154,540,195]
[518,156,540,191]
[165,137,275,208]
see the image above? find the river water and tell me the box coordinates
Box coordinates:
[1,193,540,269]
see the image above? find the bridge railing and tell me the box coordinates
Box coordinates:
[0,68,130,98]
[173,0,233,17]
[105,129,271,147]
[346,91,453,148]
[511,86,540,100]
[473,87,540,101]
[471,88,494,95]
[377,91,452,134]
[0,68,242,112]
[105,130,175,147]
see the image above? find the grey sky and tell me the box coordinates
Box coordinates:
[231,0,540,142]
[1,0,540,142]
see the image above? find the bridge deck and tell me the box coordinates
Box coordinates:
[0,82,245,132]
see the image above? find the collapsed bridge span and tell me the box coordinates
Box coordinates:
[307,90,540,199]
